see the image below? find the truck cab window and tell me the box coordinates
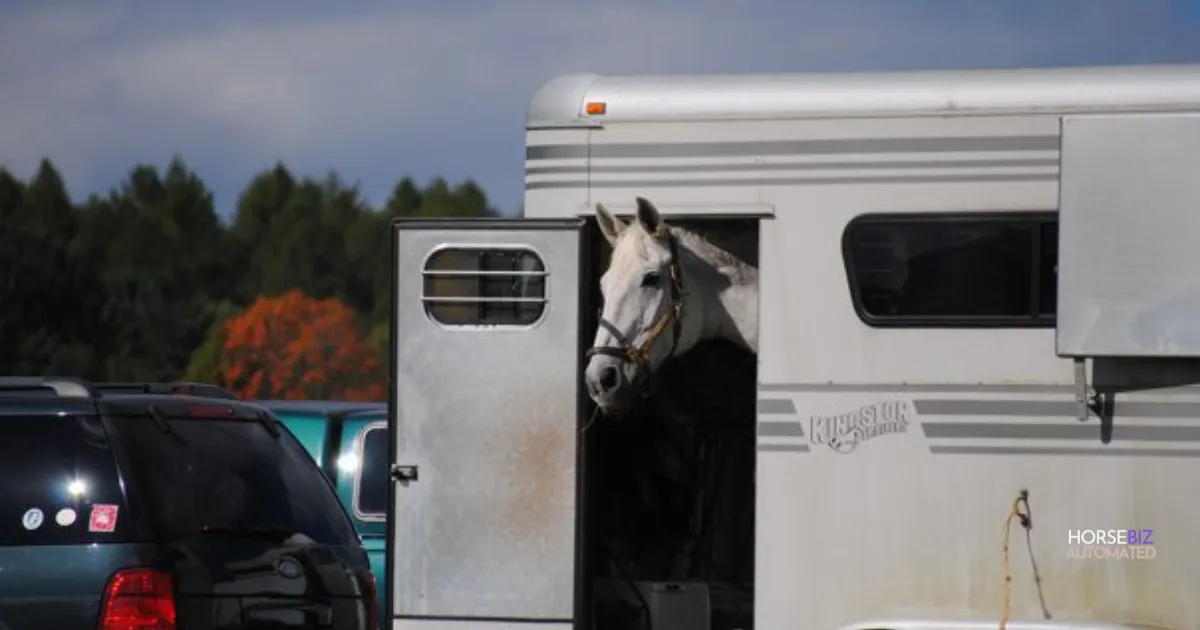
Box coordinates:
[355,426,388,518]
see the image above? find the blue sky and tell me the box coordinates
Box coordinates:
[2,1,1200,218]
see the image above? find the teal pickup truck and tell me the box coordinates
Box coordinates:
[255,400,389,625]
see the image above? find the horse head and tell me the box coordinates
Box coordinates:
[585,196,688,414]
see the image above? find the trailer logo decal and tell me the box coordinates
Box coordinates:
[810,400,912,454]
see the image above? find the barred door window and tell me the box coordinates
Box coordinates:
[422,247,548,327]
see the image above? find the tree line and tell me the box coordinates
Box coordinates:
[0,157,499,399]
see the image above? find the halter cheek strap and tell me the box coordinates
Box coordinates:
[586,232,685,380]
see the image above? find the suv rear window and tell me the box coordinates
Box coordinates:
[0,415,134,546]
[109,415,359,545]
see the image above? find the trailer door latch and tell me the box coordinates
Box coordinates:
[390,464,419,484]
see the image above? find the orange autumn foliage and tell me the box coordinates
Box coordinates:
[217,289,386,401]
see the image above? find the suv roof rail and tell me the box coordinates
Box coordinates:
[93,382,237,400]
[0,377,96,398]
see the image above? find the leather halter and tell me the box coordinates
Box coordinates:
[585,231,685,383]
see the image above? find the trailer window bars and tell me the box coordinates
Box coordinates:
[421,246,548,328]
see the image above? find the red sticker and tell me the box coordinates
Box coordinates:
[88,504,119,533]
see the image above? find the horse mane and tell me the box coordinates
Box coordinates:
[668,225,758,285]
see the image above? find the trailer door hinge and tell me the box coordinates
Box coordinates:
[1073,358,1100,422]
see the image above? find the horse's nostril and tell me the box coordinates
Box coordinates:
[598,366,619,391]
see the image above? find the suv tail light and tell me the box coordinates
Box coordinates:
[99,567,176,630]
[364,572,379,630]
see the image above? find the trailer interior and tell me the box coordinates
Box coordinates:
[579,217,760,630]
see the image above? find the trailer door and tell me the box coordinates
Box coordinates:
[388,218,584,630]
[1057,112,1200,358]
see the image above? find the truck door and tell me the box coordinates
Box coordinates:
[388,218,585,630]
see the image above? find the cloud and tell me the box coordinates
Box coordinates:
[1,0,1199,216]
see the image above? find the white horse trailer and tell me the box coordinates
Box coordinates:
[387,62,1200,630]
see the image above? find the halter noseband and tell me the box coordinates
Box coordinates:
[585,231,685,382]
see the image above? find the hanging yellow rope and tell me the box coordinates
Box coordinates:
[1000,489,1033,630]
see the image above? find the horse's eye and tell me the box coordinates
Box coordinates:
[641,272,661,288]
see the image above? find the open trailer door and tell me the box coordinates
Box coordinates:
[1058,113,1200,358]
[388,218,585,630]
[1058,112,1200,411]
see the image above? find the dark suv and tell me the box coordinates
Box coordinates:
[0,378,378,630]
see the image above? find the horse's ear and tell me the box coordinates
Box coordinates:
[634,196,665,236]
[595,203,626,246]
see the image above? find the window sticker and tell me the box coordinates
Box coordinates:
[21,508,44,531]
[55,508,77,527]
[88,504,119,533]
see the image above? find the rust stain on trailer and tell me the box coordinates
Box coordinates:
[501,408,572,536]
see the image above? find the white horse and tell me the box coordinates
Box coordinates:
[584,196,759,414]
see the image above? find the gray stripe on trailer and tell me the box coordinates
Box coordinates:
[930,445,1200,457]
[757,398,796,414]
[759,421,805,438]
[526,135,1060,161]
[527,172,1057,191]
[923,422,1200,441]
[915,399,1076,416]
[915,399,1200,418]
[759,444,810,453]
[759,381,1200,396]
[526,158,1059,177]
[758,383,1076,393]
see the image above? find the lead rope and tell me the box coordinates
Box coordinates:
[1000,489,1033,630]
[581,406,602,433]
